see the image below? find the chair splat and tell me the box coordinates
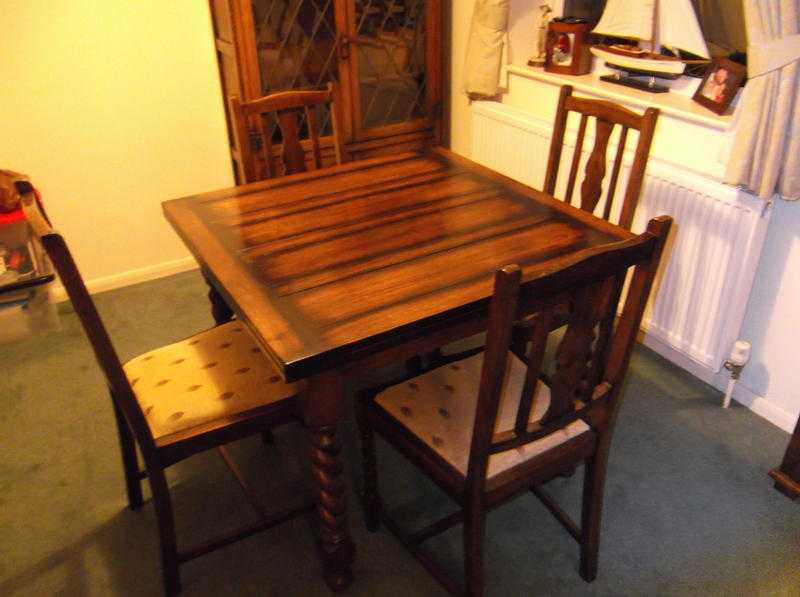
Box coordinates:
[544,85,660,230]
[514,309,552,435]
[580,118,614,215]
[276,108,306,175]
[230,82,346,183]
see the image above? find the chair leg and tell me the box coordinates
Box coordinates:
[112,397,143,510]
[355,393,381,532]
[148,466,181,595]
[580,451,609,582]
[463,502,486,597]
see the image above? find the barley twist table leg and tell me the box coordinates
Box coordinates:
[302,372,355,591]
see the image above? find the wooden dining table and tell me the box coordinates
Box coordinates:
[162,147,633,590]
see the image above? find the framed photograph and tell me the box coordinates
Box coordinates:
[692,58,746,115]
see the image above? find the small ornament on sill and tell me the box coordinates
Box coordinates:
[527,4,553,68]
[544,18,592,76]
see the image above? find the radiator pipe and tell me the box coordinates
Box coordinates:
[722,340,751,409]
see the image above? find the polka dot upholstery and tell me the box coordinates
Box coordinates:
[123,322,297,440]
[375,352,590,480]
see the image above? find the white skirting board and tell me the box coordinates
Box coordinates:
[471,101,778,426]
[642,332,797,433]
[49,256,198,303]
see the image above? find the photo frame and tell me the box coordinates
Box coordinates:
[692,58,746,115]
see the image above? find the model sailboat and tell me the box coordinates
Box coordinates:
[590,0,709,91]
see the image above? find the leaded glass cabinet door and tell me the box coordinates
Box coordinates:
[210,0,442,177]
[248,0,348,155]
[343,0,441,142]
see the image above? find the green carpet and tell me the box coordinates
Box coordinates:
[1,270,797,596]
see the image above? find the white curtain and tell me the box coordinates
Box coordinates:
[724,1,800,200]
[463,0,510,98]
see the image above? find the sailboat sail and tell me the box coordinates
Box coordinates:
[592,0,655,41]
[590,0,711,83]
[658,0,710,58]
[593,0,710,58]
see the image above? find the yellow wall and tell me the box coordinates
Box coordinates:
[0,1,234,291]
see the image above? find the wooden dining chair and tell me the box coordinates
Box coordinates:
[545,85,660,230]
[419,88,661,374]
[357,216,672,596]
[19,185,311,595]
[230,82,347,183]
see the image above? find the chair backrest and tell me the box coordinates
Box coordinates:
[19,187,156,452]
[543,85,659,230]
[465,216,672,491]
[230,82,346,183]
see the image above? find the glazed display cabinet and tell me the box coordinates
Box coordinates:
[210,0,442,181]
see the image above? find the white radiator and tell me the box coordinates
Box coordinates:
[471,101,770,372]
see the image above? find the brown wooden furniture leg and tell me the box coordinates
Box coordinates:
[580,450,607,581]
[147,465,181,595]
[111,395,143,510]
[356,391,382,532]
[301,371,355,591]
[203,272,233,325]
[769,416,800,499]
[463,501,487,597]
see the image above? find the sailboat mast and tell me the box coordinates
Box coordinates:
[651,0,659,52]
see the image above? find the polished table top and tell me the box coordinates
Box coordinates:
[163,148,630,382]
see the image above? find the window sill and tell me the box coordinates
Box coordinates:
[503,64,736,132]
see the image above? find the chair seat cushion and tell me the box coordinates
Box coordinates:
[123,322,297,440]
[375,352,590,480]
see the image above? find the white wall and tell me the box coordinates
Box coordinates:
[736,200,800,430]
[0,1,234,292]
[448,1,800,432]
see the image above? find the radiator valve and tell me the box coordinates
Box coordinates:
[722,340,751,408]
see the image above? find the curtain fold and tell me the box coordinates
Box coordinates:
[724,0,800,200]
[463,0,510,98]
